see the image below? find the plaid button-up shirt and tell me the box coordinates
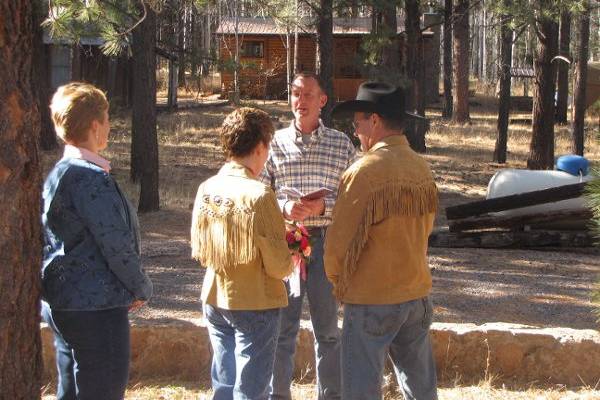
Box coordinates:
[261,120,358,228]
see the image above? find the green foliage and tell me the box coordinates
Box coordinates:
[585,110,600,323]
[487,0,588,29]
[585,171,600,322]
[43,0,162,57]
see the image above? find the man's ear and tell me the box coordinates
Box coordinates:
[319,92,328,109]
[371,113,382,128]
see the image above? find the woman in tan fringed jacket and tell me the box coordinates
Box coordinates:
[191,107,292,400]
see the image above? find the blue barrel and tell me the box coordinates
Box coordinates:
[556,155,589,176]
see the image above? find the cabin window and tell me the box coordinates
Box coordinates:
[241,41,264,58]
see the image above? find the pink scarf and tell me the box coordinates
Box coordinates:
[63,144,111,173]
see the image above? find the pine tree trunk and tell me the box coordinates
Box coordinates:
[0,2,43,397]
[494,11,513,164]
[572,0,590,156]
[476,9,482,79]
[286,31,291,104]
[443,0,453,118]
[555,11,571,124]
[482,8,488,82]
[404,0,426,152]
[177,1,186,87]
[232,0,240,105]
[380,2,399,71]
[131,5,160,212]
[293,0,299,74]
[452,0,470,123]
[527,14,559,170]
[190,8,197,79]
[71,45,81,80]
[316,0,334,126]
[33,0,57,150]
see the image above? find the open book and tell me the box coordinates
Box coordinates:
[280,186,334,201]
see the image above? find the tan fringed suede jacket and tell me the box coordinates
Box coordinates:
[191,161,293,310]
[324,135,438,304]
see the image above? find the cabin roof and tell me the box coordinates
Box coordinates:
[216,16,409,36]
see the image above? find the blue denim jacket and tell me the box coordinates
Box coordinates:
[42,157,153,310]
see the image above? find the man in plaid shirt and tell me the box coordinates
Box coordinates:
[262,72,357,400]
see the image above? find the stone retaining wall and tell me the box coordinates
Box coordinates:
[42,322,600,387]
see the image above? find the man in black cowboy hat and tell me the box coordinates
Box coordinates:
[324,81,439,400]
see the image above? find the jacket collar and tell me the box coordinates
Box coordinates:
[368,134,409,153]
[63,144,111,172]
[218,161,256,180]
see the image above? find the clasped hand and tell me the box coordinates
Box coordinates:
[284,198,325,221]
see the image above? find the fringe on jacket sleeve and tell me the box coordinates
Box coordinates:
[335,181,438,299]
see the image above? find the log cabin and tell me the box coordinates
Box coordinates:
[216,15,441,102]
[43,34,133,106]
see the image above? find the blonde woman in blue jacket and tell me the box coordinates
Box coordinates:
[41,82,152,400]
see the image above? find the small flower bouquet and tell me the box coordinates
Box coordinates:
[285,222,312,281]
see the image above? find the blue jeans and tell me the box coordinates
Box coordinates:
[203,304,281,400]
[341,298,438,400]
[270,232,341,400]
[41,302,130,400]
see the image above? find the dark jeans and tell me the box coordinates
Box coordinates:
[41,302,131,400]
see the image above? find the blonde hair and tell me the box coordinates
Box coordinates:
[50,82,109,144]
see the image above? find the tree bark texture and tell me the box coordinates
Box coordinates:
[177,1,186,87]
[0,1,43,397]
[572,1,590,156]
[452,0,470,123]
[555,11,571,124]
[131,6,160,212]
[494,12,513,164]
[380,1,399,73]
[443,0,453,118]
[317,0,334,126]
[527,14,558,170]
[33,1,57,150]
[404,0,426,152]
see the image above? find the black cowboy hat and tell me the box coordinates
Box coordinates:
[332,81,425,120]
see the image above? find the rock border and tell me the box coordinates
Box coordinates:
[41,322,600,387]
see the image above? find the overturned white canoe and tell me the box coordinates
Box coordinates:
[486,169,593,217]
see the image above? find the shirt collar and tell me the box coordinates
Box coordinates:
[218,160,256,180]
[290,119,325,141]
[63,144,111,173]
[368,135,409,153]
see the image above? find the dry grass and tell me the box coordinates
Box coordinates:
[109,96,597,210]
[38,93,600,400]
[41,92,599,213]
[41,380,600,400]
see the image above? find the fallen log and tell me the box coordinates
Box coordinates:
[446,182,588,220]
[448,209,593,232]
[429,228,595,249]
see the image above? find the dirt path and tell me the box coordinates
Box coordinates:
[132,209,599,330]
[41,97,600,330]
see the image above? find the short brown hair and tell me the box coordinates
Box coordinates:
[50,82,109,144]
[220,107,274,158]
[291,72,326,93]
